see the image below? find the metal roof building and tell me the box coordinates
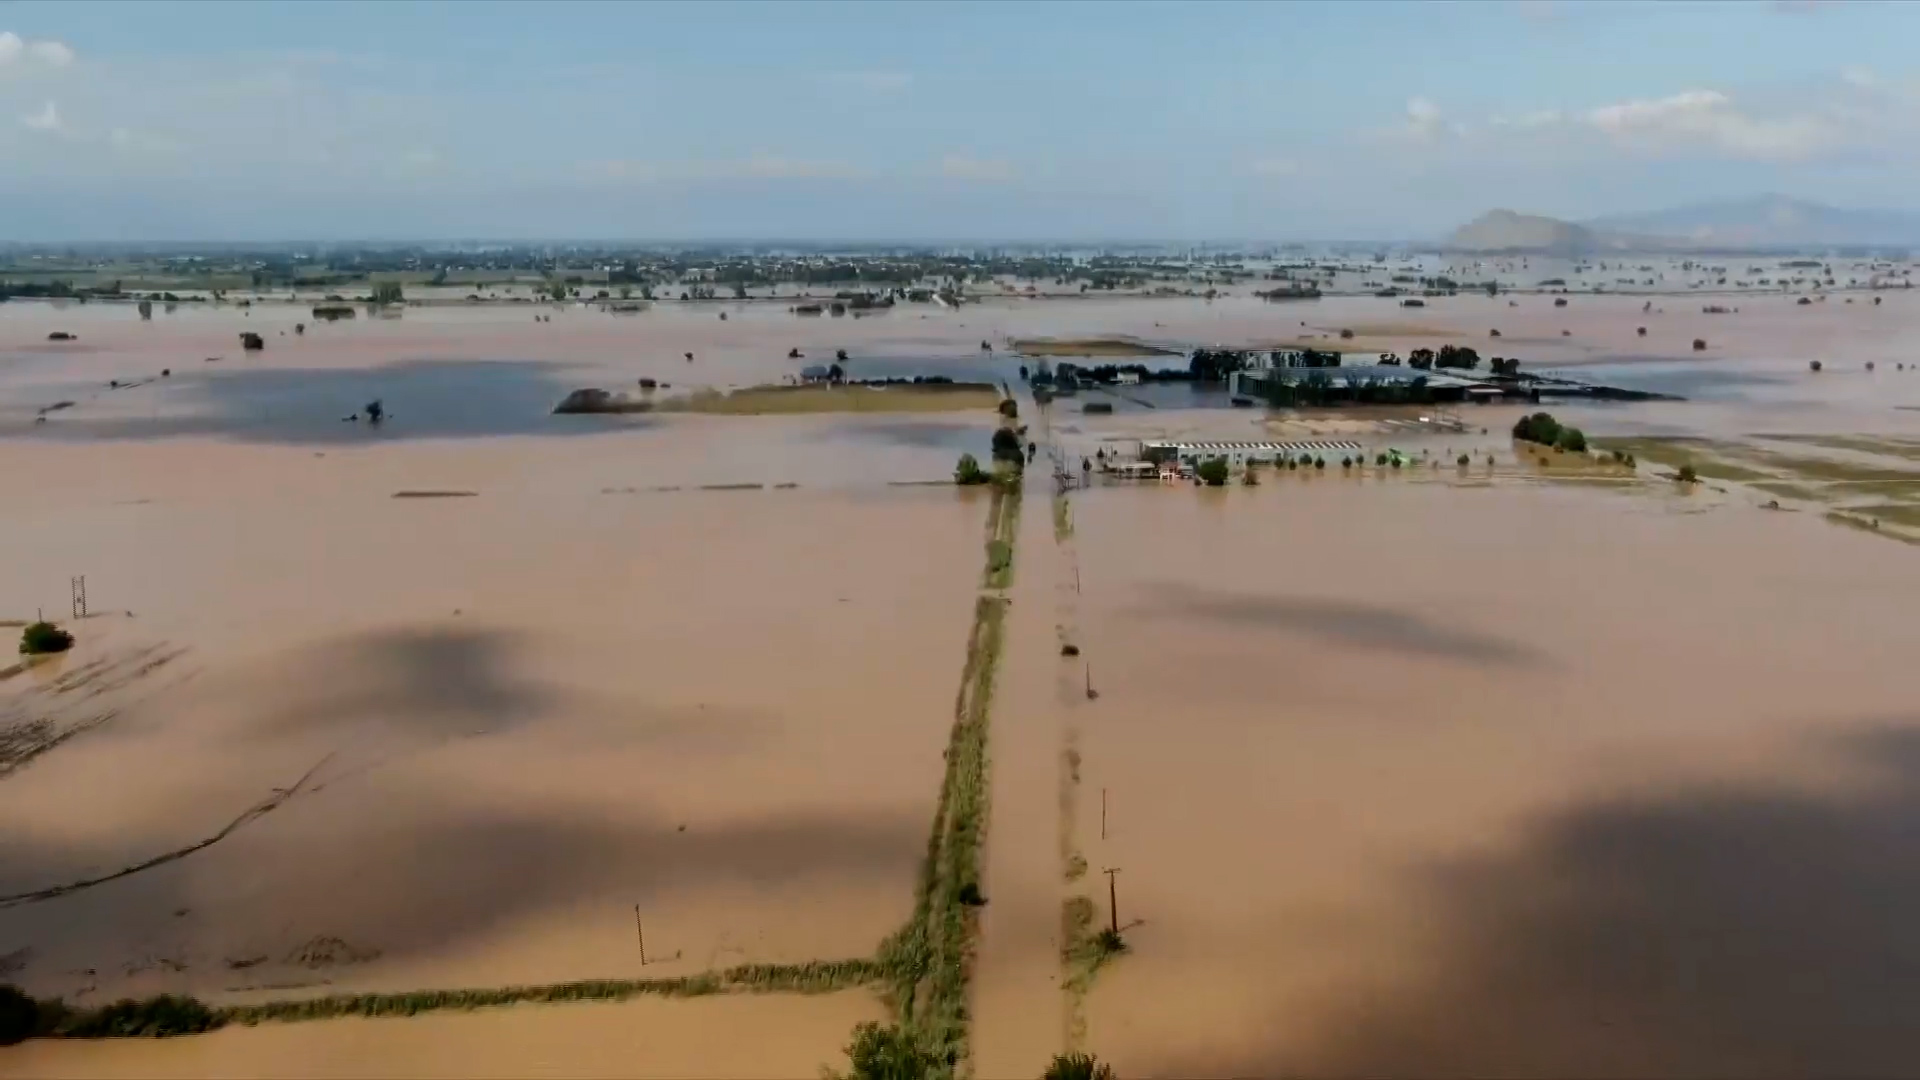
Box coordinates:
[1139,439,1362,466]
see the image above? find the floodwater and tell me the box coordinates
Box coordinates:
[5,287,1920,1076]
[1053,481,1920,1077]
[3,991,882,1079]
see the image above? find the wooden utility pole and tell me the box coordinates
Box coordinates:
[1101,787,1108,840]
[70,575,87,620]
[1103,867,1122,934]
[634,905,646,965]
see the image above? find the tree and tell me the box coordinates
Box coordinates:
[954,453,990,485]
[998,398,1019,419]
[1554,426,1587,453]
[1512,412,1563,447]
[1196,456,1230,486]
[1044,1052,1116,1080]
[0,984,38,1045]
[371,281,404,306]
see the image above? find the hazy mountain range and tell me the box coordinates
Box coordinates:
[1447,196,1920,253]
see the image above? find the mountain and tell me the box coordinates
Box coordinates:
[1446,197,1920,253]
[1584,195,1920,249]
[1446,210,1604,255]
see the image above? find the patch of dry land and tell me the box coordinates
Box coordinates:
[1011,338,1179,357]
[664,382,1001,415]
[1046,480,1920,1078]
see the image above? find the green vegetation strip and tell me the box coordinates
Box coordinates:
[1597,438,1775,483]
[1765,434,1920,462]
[227,960,881,1025]
[1825,510,1920,546]
[872,590,1007,1077]
[1,962,883,1044]
[986,486,1021,590]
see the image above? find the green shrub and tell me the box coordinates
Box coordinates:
[1457,453,1471,466]
[1553,426,1587,453]
[56,994,220,1038]
[834,1021,940,1080]
[1677,463,1699,483]
[19,621,72,655]
[1195,457,1230,486]
[1044,1052,1117,1080]
[997,397,1019,419]
[986,540,1013,575]
[953,453,990,486]
[1314,456,1325,469]
[1374,452,1388,466]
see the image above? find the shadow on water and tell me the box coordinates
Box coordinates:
[1135,583,1541,668]
[816,418,992,455]
[14,359,649,444]
[1153,722,1920,1080]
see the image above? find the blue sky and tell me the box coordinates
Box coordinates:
[2,0,1916,242]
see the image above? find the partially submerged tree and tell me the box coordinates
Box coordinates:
[1512,411,1562,447]
[831,1022,939,1080]
[953,453,990,485]
[1196,456,1230,486]
[1044,1052,1117,1080]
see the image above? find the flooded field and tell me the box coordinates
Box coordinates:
[1058,481,1920,1078]
[4,288,1920,1076]
[2,991,881,1079]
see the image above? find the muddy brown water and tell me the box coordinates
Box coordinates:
[5,294,1920,1076]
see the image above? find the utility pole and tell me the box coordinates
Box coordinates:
[1101,787,1108,840]
[634,905,646,965]
[70,575,87,620]
[1103,867,1122,934]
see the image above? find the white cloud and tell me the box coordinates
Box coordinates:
[584,156,862,182]
[737,154,860,180]
[940,154,1014,182]
[1406,96,1445,139]
[28,40,74,67]
[822,71,911,92]
[1840,66,1877,89]
[21,100,61,132]
[1584,88,1833,160]
[0,31,76,69]
[1491,109,1563,129]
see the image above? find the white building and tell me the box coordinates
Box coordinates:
[1138,439,1363,468]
